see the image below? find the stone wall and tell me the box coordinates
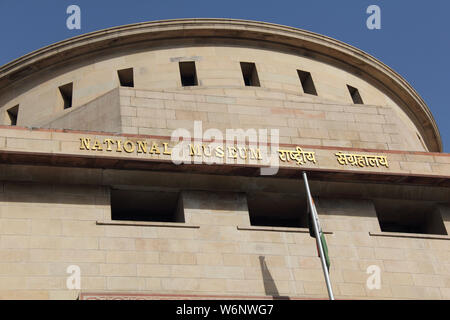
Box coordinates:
[0,173,448,300]
[0,44,429,152]
[118,87,422,151]
[44,88,121,133]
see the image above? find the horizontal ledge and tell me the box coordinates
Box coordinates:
[369,231,450,240]
[96,220,200,229]
[237,225,333,234]
[1,149,449,188]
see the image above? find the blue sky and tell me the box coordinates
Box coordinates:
[0,0,448,151]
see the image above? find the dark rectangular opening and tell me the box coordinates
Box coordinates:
[347,85,363,104]
[111,189,184,223]
[118,68,134,87]
[240,62,260,87]
[374,199,447,235]
[59,83,73,109]
[247,193,307,228]
[297,70,317,95]
[179,61,198,87]
[7,105,19,126]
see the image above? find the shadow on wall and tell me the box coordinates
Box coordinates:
[259,256,290,300]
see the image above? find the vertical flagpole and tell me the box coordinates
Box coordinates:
[302,172,335,300]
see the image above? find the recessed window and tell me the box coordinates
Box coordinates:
[374,199,447,235]
[118,68,134,88]
[247,193,307,228]
[297,70,317,95]
[7,105,19,126]
[240,62,260,87]
[59,83,73,109]
[179,61,198,87]
[347,85,363,104]
[111,189,184,223]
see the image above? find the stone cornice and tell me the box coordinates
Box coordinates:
[0,126,448,187]
[0,18,442,152]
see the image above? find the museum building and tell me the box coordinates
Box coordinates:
[0,19,448,300]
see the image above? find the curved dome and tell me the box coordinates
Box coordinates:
[0,18,442,152]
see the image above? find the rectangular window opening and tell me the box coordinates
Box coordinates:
[374,199,447,235]
[111,189,184,223]
[298,70,317,95]
[240,62,260,87]
[179,61,198,87]
[7,105,19,126]
[59,83,73,109]
[347,85,363,104]
[247,193,307,228]
[118,68,134,87]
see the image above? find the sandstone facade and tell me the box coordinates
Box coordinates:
[0,19,447,300]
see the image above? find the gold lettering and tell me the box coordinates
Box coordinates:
[367,156,378,167]
[377,156,389,168]
[278,147,315,166]
[291,147,306,165]
[278,150,289,162]
[227,146,237,159]
[79,138,91,150]
[304,151,317,164]
[91,140,103,151]
[116,140,123,152]
[250,148,262,160]
[355,155,368,167]
[149,142,160,155]
[189,144,201,156]
[78,137,330,169]
[136,141,148,154]
[346,154,358,166]
[162,142,172,155]
[335,152,347,165]
[104,139,114,152]
[215,146,224,158]
[335,152,389,168]
[202,145,212,157]
[123,141,135,153]
[238,147,248,160]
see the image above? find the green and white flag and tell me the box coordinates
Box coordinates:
[302,172,334,300]
[307,197,330,271]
